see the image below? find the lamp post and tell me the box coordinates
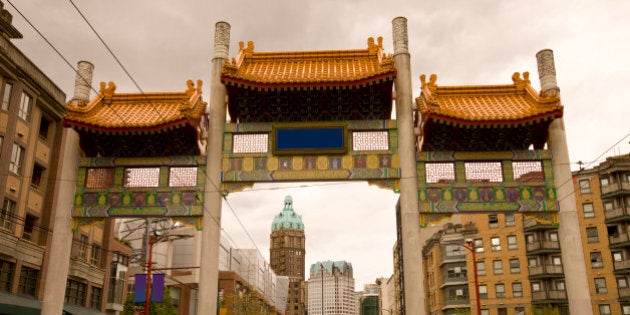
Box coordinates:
[446,239,481,315]
[320,263,325,315]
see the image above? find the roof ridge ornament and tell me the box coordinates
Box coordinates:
[420,74,439,109]
[511,72,530,90]
[186,79,203,97]
[99,81,116,104]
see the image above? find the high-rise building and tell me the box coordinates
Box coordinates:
[308,260,356,315]
[270,195,306,314]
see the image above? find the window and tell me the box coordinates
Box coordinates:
[22,214,36,241]
[600,178,610,187]
[505,213,515,227]
[497,308,507,315]
[476,261,486,276]
[526,234,535,244]
[489,214,499,228]
[495,283,506,298]
[623,305,630,315]
[552,256,562,266]
[1,83,12,110]
[18,92,32,121]
[478,284,488,299]
[90,286,102,309]
[531,282,541,292]
[9,143,24,174]
[516,307,525,315]
[65,279,87,306]
[481,310,489,315]
[447,266,466,278]
[579,179,591,193]
[583,203,595,218]
[595,277,607,293]
[474,239,484,253]
[528,258,538,267]
[604,201,614,211]
[512,282,523,297]
[493,260,503,275]
[513,161,543,182]
[0,260,15,292]
[591,252,603,268]
[491,237,501,251]
[586,227,599,243]
[1,199,17,231]
[549,232,559,242]
[90,244,101,266]
[78,235,88,260]
[18,266,38,296]
[510,258,521,274]
[507,235,518,250]
[445,244,464,257]
[38,116,51,140]
[31,164,45,189]
[617,277,628,289]
[599,304,611,315]
[614,252,624,262]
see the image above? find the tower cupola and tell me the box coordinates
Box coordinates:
[271,195,305,231]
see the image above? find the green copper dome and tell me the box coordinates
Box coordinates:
[271,195,305,231]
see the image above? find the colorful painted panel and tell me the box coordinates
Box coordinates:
[73,156,206,219]
[418,150,558,227]
[222,120,400,193]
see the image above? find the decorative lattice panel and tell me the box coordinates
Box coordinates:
[352,131,389,151]
[123,168,160,188]
[169,167,198,187]
[464,162,503,182]
[513,161,544,182]
[85,168,115,188]
[233,134,268,153]
[425,163,455,183]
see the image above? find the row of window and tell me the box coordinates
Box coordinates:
[0,198,39,241]
[65,278,102,310]
[1,82,33,122]
[75,234,102,266]
[85,166,199,189]
[0,136,48,190]
[0,259,38,296]
[579,174,630,194]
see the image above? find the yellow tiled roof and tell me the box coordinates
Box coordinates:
[63,80,206,132]
[415,72,562,125]
[221,37,396,87]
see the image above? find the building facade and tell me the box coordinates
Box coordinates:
[0,2,130,314]
[308,260,356,315]
[270,195,306,315]
[573,154,630,315]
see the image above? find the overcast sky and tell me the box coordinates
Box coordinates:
[6,0,629,287]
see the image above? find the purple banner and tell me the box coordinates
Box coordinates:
[152,274,165,302]
[134,274,147,303]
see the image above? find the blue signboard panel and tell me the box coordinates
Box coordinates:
[273,123,347,155]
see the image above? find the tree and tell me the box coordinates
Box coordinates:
[121,287,178,315]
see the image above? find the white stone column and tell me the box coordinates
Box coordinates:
[70,61,94,104]
[392,17,424,314]
[41,128,81,315]
[198,21,230,315]
[538,49,593,315]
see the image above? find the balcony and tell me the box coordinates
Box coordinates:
[601,182,630,198]
[68,257,106,285]
[532,290,568,303]
[526,240,561,254]
[523,218,558,231]
[0,231,45,266]
[619,287,630,301]
[614,259,630,273]
[605,206,630,223]
[528,265,564,279]
[609,232,630,248]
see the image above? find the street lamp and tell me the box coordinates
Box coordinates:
[445,239,481,315]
